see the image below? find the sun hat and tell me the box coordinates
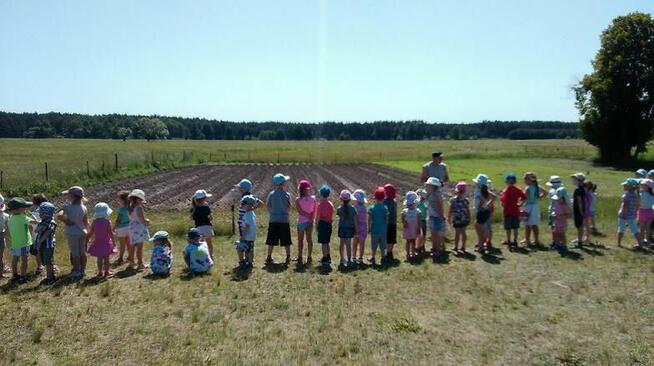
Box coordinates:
[339,189,352,201]
[38,202,55,217]
[648,170,654,178]
[61,186,84,198]
[93,202,113,219]
[240,195,256,206]
[383,184,397,200]
[353,189,367,204]
[455,181,467,192]
[546,175,562,187]
[6,198,33,211]
[622,178,640,187]
[641,179,654,190]
[416,188,427,198]
[524,172,537,181]
[319,185,331,198]
[570,172,586,182]
[403,191,419,206]
[193,190,212,200]
[272,173,290,186]
[636,169,648,177]
[128,189,146,202]
[504,172,517,181]
[298,179,312,190]
[432,151,443,158]
[425,177,442,187]
[472,174,490,186]
[187,228,201,239]
[374,187,386,200]
[149,231,169,241]
[234,179,253,191]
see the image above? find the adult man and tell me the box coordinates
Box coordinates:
[420,151,450,185]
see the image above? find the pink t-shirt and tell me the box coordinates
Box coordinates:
[317,200,334,223]
[552,202,570,232]
[297,196,316,224]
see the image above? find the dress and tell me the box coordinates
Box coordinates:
[449,196,470,228]
[354,203,368,240]
[552,203,570,233]
[402,207,421,240]
[87,219,115,257]
[129,206,149,245]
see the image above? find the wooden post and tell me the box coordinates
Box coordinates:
[231,205,235,236]
[1,171,3,189]
[115,153,119,171]
[224,152,226,160]
[102,160,105,175]
[45,162,49,182]
[209,152,212,162]
[277,153,280,163]
[151,151,154,165]
[86,161,90,177]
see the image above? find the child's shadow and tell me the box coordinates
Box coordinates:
[263,262,288,274]
[454,251,476,261]
[317,264,333,275]
[432,252,451,264]
[562,250,583,261]
[481,253,504,265]
[143,272,170,280]
[115,267,138,279]
[230,266,252,282]
[180,269,212,281]
[408,254,427,265]
[527,243,550,252]
[293,262,308,273]
[509,246,531,255]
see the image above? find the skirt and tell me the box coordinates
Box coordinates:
[129,222,150,245]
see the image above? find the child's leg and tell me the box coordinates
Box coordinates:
[359,237,366,258]
[345,238,352,261]
[525,226,532,244]
[511,229,518,243]
[284,244,291,260]
[532,225,540,244]
[267,244,274,258]
[119,237,127,260]
[136,244,144,265]
[80,254,87,272]
[206,237,214,258]
[0,247,4,276]
[97,257,103,275]
[11,255,18,276]
[127,243,135,265]
[461,228,467,251]
[339,238,345,262]
[306,229,314,261]
[430,229,438,253]
[237,248,244,262]
[35,252,43,269]
[247,250,254,263]
[453,228,460,250]
[617,232,624,246]
[321,243,329,259]
[103,257,110,273]
[371,236,378,260]
[297,229,305,261]
[352,237,359,260]
[20,255,28,277]
[505,229,511,243]
[405,240,410,258]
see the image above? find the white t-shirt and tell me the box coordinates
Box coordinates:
[640,191,654,209]
[0,212,9,233]
[242,211,256,241]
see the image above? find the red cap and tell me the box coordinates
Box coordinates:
[298,179,311,190]
[374,187,386,200]
[383,184,396,199]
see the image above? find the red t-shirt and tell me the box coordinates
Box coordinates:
[500,185,526,217]
[317,200,334,223]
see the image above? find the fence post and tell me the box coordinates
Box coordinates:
[102,160,105,176]
[277,153,280,163]
[209,152,212,162]
[1,170,3,189]
[231,205,235,235]
[86,161,90,178]
[45,162,49,182]
[115,153,119,171]
[151,151,154,165]
[224,152,226,160]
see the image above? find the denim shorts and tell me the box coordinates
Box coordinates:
[338,226,355,239]
[297,222,312,232]
[237,240,254,253]
[11,246,29,257]
[429,216,445,233]
[618,218,639,235]
[40,246,55,265]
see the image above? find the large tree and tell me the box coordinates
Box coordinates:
[575,12,654,163]
[136,117,169,141]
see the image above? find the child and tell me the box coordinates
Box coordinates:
[473,174,496,251]
[546,176,563,244]
[113,191,130,264]
[265,173,292,264]
[500,173,526,248]
[635,169,648,179]
[383,184,398,259]
[57,186,89,278]
[34,202,57,284]
[550,187,571,254]
[416,189,428,254]
[29,194,48,274]
[448,182,471,252]
[127,189,150,270]
[86,202,116,278]
[149,231,173,276]
[191,189,214,258]
[368,187,389,264]
[295,180,316,264]
[184,228,214,273]
[617,178,642,248]
[337,190,357,267]
[425,177,445,257]
[234,178,264,238]
[402,191,421,259]
[316,185,334,265]
[352,189,368,264]
[570,173,587,248]
[586,181,599,235]
[0,195,9,277]
[522,172,546,246]
[7,198,33,283]
[237,195,257,268]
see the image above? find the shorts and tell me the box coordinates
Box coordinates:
[476,210,491,225]
[638,208,654,224]
[196,225,214,238]
[266,222,292,246]
[39,245,55,265]
[370,233,387,253]
[387,224,397,244]
[237,240,254,253]
[573,210,584,228]
[297,222,312,232]
[522,203,541,226]
[338,226,355,239]
[115,226,130,238]
[503,216,520,230]
[429,216,445,233]
[420,220,427,236]
[11,246,29,257]
[453,221,469,229]
[317,220,332,244]
[618,218,639,236]
[67,235,87,258]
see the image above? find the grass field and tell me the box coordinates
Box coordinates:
[1,140,653,365]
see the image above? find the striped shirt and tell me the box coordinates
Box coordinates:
[35,219,57,249]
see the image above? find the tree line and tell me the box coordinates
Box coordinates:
[0,111,578,141]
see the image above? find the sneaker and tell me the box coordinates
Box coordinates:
[369,257,376,265]
[17,276,28,284]
[347,260,353,267]
[265,256,274,264]
[339,259,347,266]
[35,266,44,275]
[358,256,364,264]
[104,271,114,278]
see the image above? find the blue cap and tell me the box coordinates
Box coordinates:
[149,230,169,241]
[240,195,256,206]
[622,178,640,187]
[273,173,290,186]
[187,228,201,238]
[38,202,55,217]
[505,172,517,181]
[235,179,252,191]
[319,185,331,198]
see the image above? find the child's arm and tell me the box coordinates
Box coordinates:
[184,251,190,266]
[137,206,149,226]
[83,214,90,232]
[447,204,453,224]
[56,209,72,226]
[85,224,95,245]
[108,222,117,248]
[113,214,121,233]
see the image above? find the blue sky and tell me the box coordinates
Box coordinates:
[1,1,652,122]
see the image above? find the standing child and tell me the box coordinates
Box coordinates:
[586,182,599,235]
[237,195,257,268]
[352,189,368,264]
[636,169,648,179]
[0,195,9,277]
[113,191,131,264]
[448,182,471,252]
[295,180,316,264]
[473,174,496,251]
[500,173,526,249]
[383,184,398,260]
[570,173,587,248]
[86,203,116,278]
[617,178,642,248]
[34,202,57,284]
[316,185,334,265]
[7,198,34,283]
[368,187,389,264]
[265,173,293,264]
[191,190,214,258]
[546,176,563,245]
[416,189,428,254]
[550,187,571,254]
[425,177,445,257]
[149,231,173,276]
[58,186,89,278]
[522,172,546,246]
[337,190,357,267]
[127,189,150,270]
[234,179,264,237]
[402,191,421,260]
[29,194,48,275]
[639,179,654,246]
[184,228,214,273]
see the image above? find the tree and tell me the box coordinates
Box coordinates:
[136,118,169,141]
[117,127,132,141]
[575,12,654,163]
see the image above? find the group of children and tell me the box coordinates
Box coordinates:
[8,166,654,283]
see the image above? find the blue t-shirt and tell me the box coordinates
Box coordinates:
[184,242,214,273]
[384,199,397,224]
[241,210,256,241]
[116,206,130,228]
[337,205,357,229]
[150,245,172,274]
[267,190,291,223]
[368,203,389,235]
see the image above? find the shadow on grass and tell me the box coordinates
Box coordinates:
[527,243,550,252]
[509,245,531,255]
[432,252,451,264]
[408,254,427,265]
[180,268,212,281]
[481,253,504,264]
[317,263,333,275]
[263,262,289,274]
[115,267,139,279]
[580,246,605,256]
[454,251,476,261]
[143,272,170,280]
[562,250,583,261]
[229,265,252,282]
